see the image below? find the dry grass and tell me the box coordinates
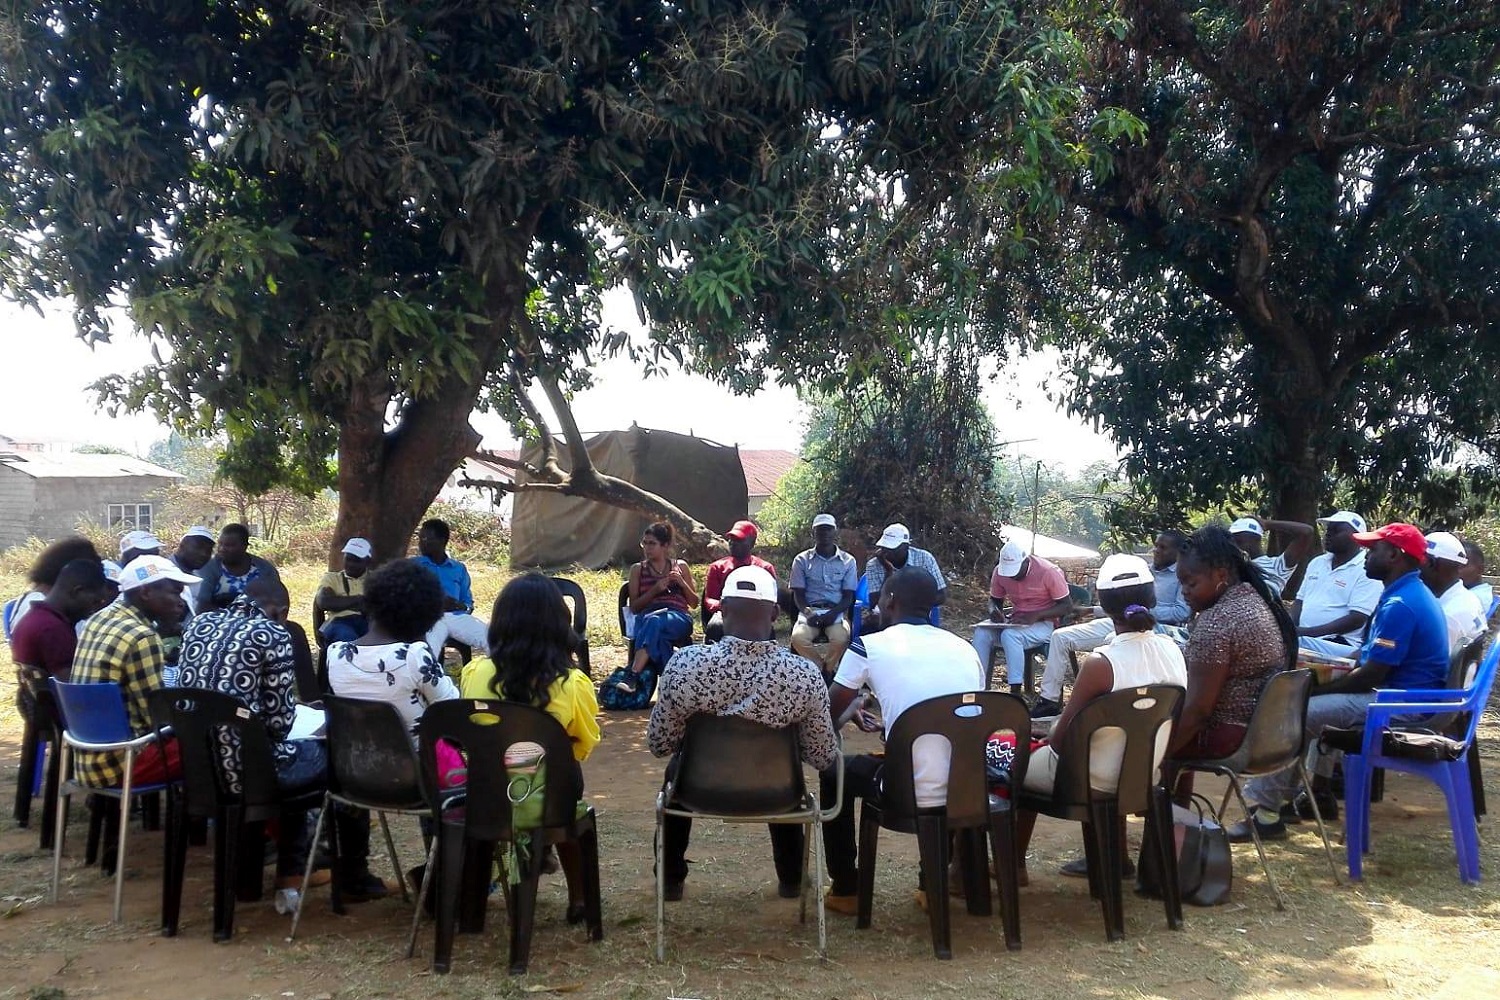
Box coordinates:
[2,565,1500,998]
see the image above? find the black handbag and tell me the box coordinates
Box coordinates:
[1177,794,1233,906]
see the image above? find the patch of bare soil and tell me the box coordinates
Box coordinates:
[2,651,1498,1000]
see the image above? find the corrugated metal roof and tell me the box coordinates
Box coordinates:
[740,449,800,496]
[0,451,183,480]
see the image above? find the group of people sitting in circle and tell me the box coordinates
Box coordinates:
[7,502,1491,928]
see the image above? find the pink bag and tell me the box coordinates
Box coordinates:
[435,738,467,790]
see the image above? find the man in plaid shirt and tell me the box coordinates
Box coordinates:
[71,555,198,787]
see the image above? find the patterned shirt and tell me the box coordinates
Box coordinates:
[70,600,168,787]
[1182,583,1285,732]
[647,636,838,769]
[177,596,298,792]
[864,546,945,603]
[326,639,460,739]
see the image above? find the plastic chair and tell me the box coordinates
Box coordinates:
[549,577,590,675]
[655,714,844,961]
[2,595,19,640]
[1171,669,1341,909]
[416,699,603,975]
[14,664,63,847]
[1322,635,1499,884]
[856,692,1031,958]
[1016,684,1185,941]
[147,687,325,941]
[851,575,940,637]
[48,680,175,923]
[285,620,324,706]
[288,694,431,940]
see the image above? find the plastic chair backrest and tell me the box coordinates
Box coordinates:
[670,714,805,815]
[18,664,60,730]
[617,582,635,640]
[882,691,1031,826]
[418,699,584,839]
[49,680,135,745]
[322,694,427,810]
[1239,669,1314,773]
[549,577,588,638]
[148,687,284,811]
[1442,636,1500,749]
[2,595,18,641]
[1428,632,1491,734]
[1047,685,1184,814]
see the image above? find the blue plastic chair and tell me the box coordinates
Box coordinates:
[851,575,940,637]
[49,679,174,922]
[1337,636,1500,885]
[2,595,19,641]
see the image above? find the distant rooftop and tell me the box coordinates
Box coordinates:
[0,450,182,480]
[739,449,800,496]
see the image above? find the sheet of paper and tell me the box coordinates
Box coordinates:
[289,703,326,741]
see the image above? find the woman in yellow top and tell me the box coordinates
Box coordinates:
[461,573,599,921]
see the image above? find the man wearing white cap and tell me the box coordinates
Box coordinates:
[1227,516,1315,596]
[71,555,200,788]
[1421,531,1487,654]
[972,540,1074,693]
[859,523,946,634]
[789,514,859,678]
[1292,511,1384,658]
[118,528,163,565]
[649,565,837,900]
[170,526,216,616]
[316,537,373,644]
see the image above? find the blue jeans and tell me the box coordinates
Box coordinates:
[319,616,367,645]
[634,607,693,667]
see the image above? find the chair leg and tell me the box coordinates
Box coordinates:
[379,811,409,904]
[811,817,827,960]
[15,718,38,826]
[507,840,545,975]
[50,746,71,904]
[1080,819,1102,901]
[160,787,188,937]
[1436,762,1481,885]
[1091,803,1124,942]
[290,793,331,940]
[1298,762,1342,884]
[1468,743,1487,821]
[989,812,1022,951]
[215,804,243,943]
[112,757,135,923]
[1148,787,1183,930]
[40,735,62,851]
[1342,755,1369,882]
[960,828,991,917]
[855,805,880,929]
[327,804,346,916]
[798,819,811,925]
[578,821,604,942]
[1226,774,1284,910]
[916,815,952,959]
[655,807,667,962]
[458,839,492,934]
[431,825,466,974]
[406,836,440,960]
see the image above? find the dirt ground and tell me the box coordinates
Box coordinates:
[3,644,1500,1000]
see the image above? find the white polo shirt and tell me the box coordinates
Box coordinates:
[1294,551,1383,645]
[1437,580,1486,655]
[832,622,985,807]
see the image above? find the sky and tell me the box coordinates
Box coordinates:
[0,290,1122,470]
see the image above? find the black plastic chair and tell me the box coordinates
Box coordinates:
[1017,684,1185,942]
[856,692,1031,958]
[148,687,325,941]
[14,664,65,849]
[289,694,433,941]
[285,620,324,707]
[549,577,590,676]
[655,714,844,961]
[1171,669,1340,909]
[416,699,603,975]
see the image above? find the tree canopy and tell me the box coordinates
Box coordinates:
[0,1,1104,560]
[1035,1,1500,527]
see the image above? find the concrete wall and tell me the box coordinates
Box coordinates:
[0,472,176,549]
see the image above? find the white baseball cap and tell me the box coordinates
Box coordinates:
[812,513,837,529]
[118,555,201,593]
[876,523,911,549]
[722,565,779,603]
[342,537,373,559]
[1095,553,1154,590]
[1228,517,1263,538]
[996,540,1028,578]
[101,559,122,583]
[183,525,216,543]
[1425,531,1467,565]
[1317,511,1367,532]
[118,529,163,557]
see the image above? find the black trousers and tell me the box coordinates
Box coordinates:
[660,755,805,886]
[820,753,885,895]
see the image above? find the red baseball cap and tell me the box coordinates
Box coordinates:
[1352,523,1427,562]
[726,520,758,541]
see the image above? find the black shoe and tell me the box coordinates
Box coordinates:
[1059,856,1135,879]
[663,881,684,902]
[777,881,802,899]
[340,871,394,903]
[1293,791,1339,823]
[1029,697,1064,719]
[1226,815,1287,843]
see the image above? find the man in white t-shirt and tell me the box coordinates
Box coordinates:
[1460,538,1496,621]
[1422,531,1487,655]
[820,567,986,914]
[1229,516,1315,597]
[1294,511,1384,658]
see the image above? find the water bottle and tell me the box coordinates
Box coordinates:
[274,887,301,915]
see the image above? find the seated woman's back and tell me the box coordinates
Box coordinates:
[1077,629,1187,792]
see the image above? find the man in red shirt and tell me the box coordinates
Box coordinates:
[971,540,1074,693]
[701,520,778,641]
[11,558,114,718]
